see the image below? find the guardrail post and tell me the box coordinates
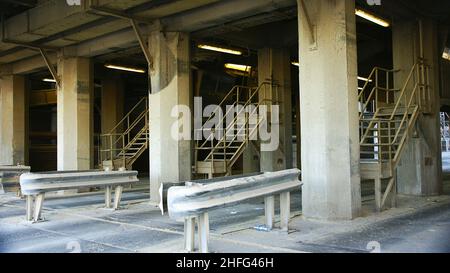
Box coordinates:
[33,193,45,222]
[113,186,123,210]
[105,186,112,208]
[184,217,195,252]
[198,212,209,253]
[280,192,290,231]
[26,195,33,221]
[264,196,275,229]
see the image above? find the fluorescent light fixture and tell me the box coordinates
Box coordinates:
[291,61,300,67]
[355,9,390,28]
[105,64,146,73]
[224,63,251,73]
[43,78,56,83]
[358,76,373,82]
[198,44,243,55]
[443,47,450,61]
[358,87,363,91]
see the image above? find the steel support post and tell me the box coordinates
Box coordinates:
[264,195,275,229]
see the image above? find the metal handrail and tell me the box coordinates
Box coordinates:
[99,97,149,168]
[194,81,274,176]
[108,97,147,134]
[195,85,258,149]
[359,60,431,166]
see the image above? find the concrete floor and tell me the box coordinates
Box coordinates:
[1,163,450,253]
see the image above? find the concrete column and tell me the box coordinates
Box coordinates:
[393,19,443,195]
[243,143,260,174]
[101,76,124,134]
[57,56,94,171]
[0,75,28,165]
[298,0,361,220]
[258,48,293,171]
[148,31,192,204]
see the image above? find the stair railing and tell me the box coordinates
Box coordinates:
[99,97,149,168]
[195,81,274,176]
[195,85,255,150]
[359,60,431,166]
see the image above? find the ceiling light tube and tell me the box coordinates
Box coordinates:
[198,44,243,55]
[105,64,146,73]
[43,78,56,83]
[358,76,373,82]
[291,61,300,67]
[224,63,251,73]
[443,48,450,61]
[355,9,390,28]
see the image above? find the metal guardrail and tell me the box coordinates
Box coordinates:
[0,165,31,194]
[167,169,302,253]
[20,170,139,222]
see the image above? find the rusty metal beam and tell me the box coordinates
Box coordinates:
[39,48,60,89]
[130,19,153,69]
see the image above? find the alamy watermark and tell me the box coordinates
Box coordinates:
[366,241,381,253]
[170,97,280,152]
[66,240,82,253]
[366,0,381,5]
[66,0,81,6]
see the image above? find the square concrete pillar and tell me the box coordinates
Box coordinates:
[258,48,293,172]
[393,19,443,195]
[298,0,361,220]
[0,75,28,165]
[57,56,94,171]
[148,31,192,204]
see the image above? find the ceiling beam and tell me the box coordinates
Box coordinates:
[1,0,36,8]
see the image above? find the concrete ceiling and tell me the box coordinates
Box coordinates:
[0,0,297,75]
[2,0,450,76]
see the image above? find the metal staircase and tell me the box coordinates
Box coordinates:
[359,59,432,211]
[194,81,275,178]
[100,97,149,170]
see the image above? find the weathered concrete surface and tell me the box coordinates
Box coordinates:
[148,31,192,204]
[57,56,94,171]
[1,174,449,253]
[258,48,293,172]
[298,0,361,220]
[393,19,443,196]
[0,75,28,166]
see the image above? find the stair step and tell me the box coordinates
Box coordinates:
[363,135,402,138]
[360,143,400,147]
[366,127,406,131]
